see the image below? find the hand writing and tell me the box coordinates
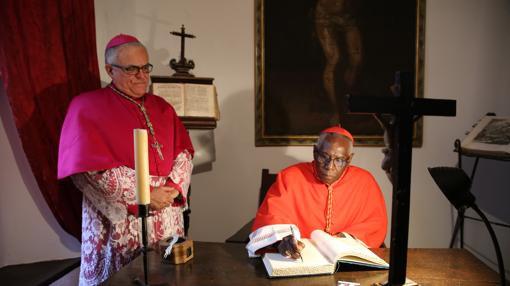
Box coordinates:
[278,234,305,260]
[150,186,179,210]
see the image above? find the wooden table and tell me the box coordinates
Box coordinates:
[103,241,501,286]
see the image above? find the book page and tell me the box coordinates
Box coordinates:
[152,83,185,116]
[183,84,217,118]
[461,116,510,157]
[262,239,334,277]
[311,230,388,268]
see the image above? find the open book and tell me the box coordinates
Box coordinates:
[460,115,510,159]
[262,230,388,278]
[152,83,220,119]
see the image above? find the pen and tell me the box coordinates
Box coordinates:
[290,226,304,262]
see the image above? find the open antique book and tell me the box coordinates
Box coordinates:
[460,115,510,159]
[152,83,219,119]
[262,230,389,278]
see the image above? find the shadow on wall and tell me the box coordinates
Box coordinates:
[185,87,305,242]
[0,82,80,252]
[189,130,216,174]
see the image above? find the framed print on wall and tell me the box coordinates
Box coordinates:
[255,0,426,146]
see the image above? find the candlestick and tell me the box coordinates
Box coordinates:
[134,129,151,286]
[134,129,150,205]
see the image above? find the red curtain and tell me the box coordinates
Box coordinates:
[0,0,100,240]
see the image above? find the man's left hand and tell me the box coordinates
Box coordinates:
[149,186,179,210]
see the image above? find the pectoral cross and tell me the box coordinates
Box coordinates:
[138,105,165,161]
[348,72,456,285]
[152,141,164,160]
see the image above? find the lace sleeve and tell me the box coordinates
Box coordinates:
[246,224,300,257]
[71,167,137,223]
[167,150,193,199]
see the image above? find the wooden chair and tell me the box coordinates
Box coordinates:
[257,169,277,206]
[225,169,277,243]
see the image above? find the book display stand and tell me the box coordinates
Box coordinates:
[151,75,218,130]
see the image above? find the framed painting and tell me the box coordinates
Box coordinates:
[255,0,426,146]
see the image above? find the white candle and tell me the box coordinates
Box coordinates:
[134,129,150,205]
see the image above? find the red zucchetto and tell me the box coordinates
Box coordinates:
[320,125,354,143]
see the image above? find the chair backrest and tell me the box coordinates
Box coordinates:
[224,168,277,243]
[258,168,277,206]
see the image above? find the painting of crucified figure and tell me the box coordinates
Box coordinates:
[255,0,425,146]
[315,0,362,124]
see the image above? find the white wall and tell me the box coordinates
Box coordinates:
[425,0,510,275]
[1,0,509,278]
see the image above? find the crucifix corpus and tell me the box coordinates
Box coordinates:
[169,25,196,77]
[348,72,456,285]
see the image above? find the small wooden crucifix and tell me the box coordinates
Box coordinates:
[169,25,196,77]
[348,72,456,285]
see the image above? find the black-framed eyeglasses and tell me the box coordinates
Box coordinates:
[314,150,348,169]
[111,63,153,75]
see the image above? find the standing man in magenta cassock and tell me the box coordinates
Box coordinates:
[247,126,387,258]
[58,34,194,285]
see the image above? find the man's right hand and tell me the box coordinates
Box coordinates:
[149,186,179,210]
[277,235,305,259]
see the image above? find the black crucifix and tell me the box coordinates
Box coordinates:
[169,25,196,77]
[348,72,456,285]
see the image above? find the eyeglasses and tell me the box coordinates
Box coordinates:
[314,150,348,169]
[111,63,153,75]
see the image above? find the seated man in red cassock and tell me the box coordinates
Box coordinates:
[58,34,194,285]
[246,126,387,258]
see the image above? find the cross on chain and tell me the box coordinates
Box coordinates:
[151,141,164,161]
[348,72,456,285]
[139,105,164,160]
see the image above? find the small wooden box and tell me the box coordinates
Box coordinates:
[159,238,194,264]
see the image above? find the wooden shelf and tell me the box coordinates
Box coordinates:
[180,116,217,130]
[151,75,214,85]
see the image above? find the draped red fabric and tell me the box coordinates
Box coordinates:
[0,0,100,240]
